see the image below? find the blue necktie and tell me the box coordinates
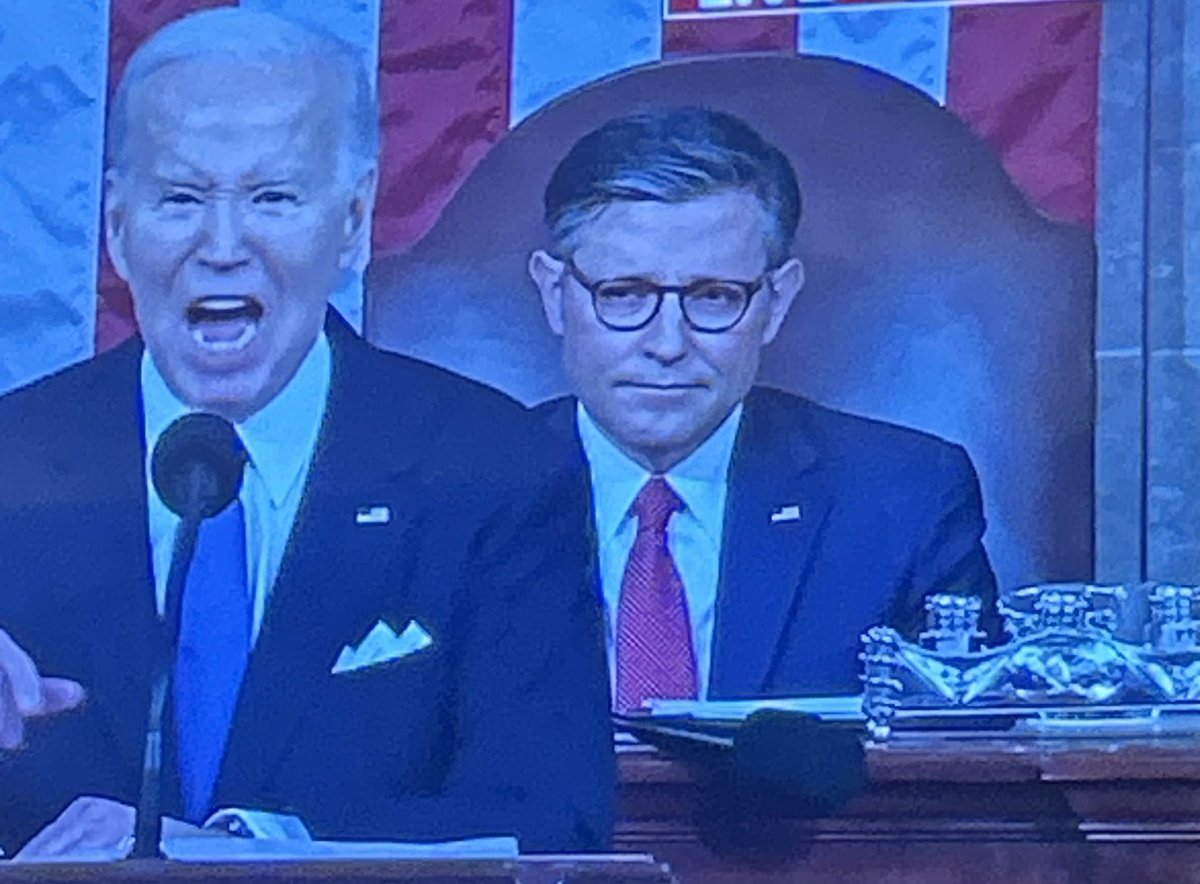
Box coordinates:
[173,497,251,823]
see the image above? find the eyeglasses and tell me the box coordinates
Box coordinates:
[562,259,771,334]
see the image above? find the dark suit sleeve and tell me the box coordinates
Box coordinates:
[889,444,1002,643]
[296,461,616,852]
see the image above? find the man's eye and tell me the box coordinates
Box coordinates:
[597,285,655,300]
[691,285,742,303]
[253,190,298,205]
[162,192,201,206]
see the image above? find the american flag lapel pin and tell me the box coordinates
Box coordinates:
[355,505,391,525]
[769,504,801,524]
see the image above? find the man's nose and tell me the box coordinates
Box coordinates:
[196,199,250,269]
[640,294,690,364]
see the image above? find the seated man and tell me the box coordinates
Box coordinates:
[0,9,612,857]
[527,106,999,711]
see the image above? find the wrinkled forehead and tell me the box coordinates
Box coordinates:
[123,56,345,169]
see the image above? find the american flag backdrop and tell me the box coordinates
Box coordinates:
[0,0,1100,394]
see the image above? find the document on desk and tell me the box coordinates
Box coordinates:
[645,695,865,721]
[6,836,519,864]
[166,835,519,862]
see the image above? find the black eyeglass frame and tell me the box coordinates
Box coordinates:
[561,258,775,334]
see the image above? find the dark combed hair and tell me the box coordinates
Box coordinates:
[543,106,802,266]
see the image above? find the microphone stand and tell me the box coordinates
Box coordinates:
[132,465,205,860]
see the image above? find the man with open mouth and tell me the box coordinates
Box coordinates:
[0,7,612,860]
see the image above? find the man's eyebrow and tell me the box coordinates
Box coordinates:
[244,176,303,189]
[149,162,209,186]
[591,271,710,285]
[601,273,658,282]
[242,163,308,187]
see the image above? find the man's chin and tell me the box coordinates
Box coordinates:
[606,423,709,472]
[171,374,271,422]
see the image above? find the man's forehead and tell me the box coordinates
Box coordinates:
[572,193,772,275]
[131,55,335,128]
[121,56,342,171]
[146,149,309,184]
[147,94,311,138]
[588,192,766,230]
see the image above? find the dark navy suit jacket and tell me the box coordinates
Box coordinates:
[0,316,614,855]
[536,387,999,699]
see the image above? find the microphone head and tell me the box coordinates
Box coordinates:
[151,413,247,519]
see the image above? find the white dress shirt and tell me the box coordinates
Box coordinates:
[141,334,332,644]
[139,334,331,841]
[576,402,742,701]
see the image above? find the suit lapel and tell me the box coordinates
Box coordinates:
[56,342,158,782]
[536,396,586,469]
[217,321,419,801]
[536,396,601,604]
[709,391,833,699]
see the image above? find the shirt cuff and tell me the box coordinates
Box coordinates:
[203,809,312,841]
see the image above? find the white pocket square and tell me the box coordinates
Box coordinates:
[331,619,433,675]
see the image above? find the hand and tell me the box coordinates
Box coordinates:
[13,797,218,861]
[0,628,85,750]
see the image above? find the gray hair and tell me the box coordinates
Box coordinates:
[106,8,379,182]
[544,106,802,267]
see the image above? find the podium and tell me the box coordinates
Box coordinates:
[13,736,1200,882]
[616,734,1200,883]
[0,857,678,883]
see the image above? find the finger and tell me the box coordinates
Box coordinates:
[36,678,86,716]
[0,671,25,751]
[0,629,42,714]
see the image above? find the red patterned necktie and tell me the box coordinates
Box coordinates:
[615,476,698,713]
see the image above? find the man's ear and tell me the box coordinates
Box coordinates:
[761,257,804,346]
[104,170,132,282]
[528,249,567,336]
[340,166,378,273]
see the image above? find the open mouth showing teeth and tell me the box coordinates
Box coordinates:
[186,296,264,352]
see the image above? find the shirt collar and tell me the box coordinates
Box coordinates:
[576,400,742,546]
[140,332,333,508]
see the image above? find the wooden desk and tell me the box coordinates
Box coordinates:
[0,857,678,884]
[616,736,1200,883]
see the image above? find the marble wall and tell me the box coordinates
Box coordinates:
[0,0,109,393]
[1096,0,1200,583]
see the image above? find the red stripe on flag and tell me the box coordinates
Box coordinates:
[97,0,236,354]
[664,15,798,56]
[946,0,1100,227]
[374,0,512,256]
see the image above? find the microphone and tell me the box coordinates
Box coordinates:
[152,413,247,521]
[134,414,246,859]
